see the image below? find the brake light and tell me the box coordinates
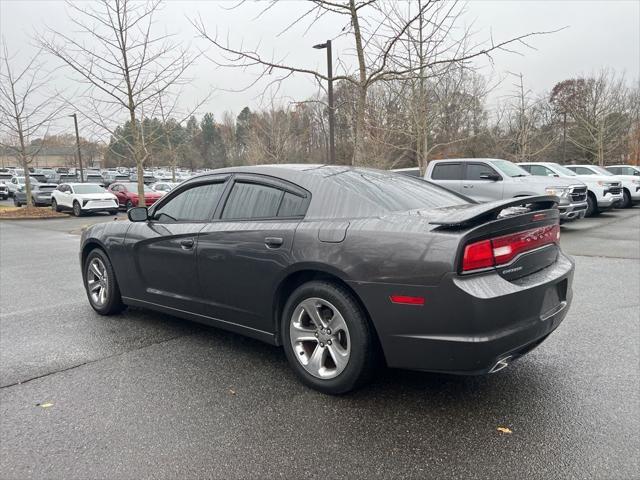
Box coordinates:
[462,224,560,273]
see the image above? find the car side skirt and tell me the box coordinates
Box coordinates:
[121,296,278,345]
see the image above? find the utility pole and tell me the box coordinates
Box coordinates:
[70,113,84,182]
[313,40,336,165]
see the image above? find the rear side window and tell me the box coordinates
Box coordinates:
[278,192,306,217]
[155,182,225,222]
[222,182,283,219]
[465,163,499,180]
[431,163,462,180]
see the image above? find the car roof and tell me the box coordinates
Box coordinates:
[430,158,506,163]
[65,182,104,186]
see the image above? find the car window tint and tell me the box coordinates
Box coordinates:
[222,182,283,219]
[465,163,498,180]
[431,163,462,180]
[574,167,594,175]
[529,165,554,176]
[278,192,306,217]
[155,182,224,222]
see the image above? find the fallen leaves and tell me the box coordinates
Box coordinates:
[36,402,53,408]
[497,426,512,434]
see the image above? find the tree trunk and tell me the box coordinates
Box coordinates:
[350,0,367,166]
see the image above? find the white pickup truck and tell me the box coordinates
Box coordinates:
[603,165,640,208]
[563,165,626,213]
[425,158,589,222]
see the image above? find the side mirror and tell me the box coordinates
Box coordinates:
[127,206,148,222]
[480,173,500,181]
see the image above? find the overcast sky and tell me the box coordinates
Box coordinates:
[1,0,638,137]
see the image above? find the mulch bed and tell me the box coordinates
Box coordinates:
[0,206,68,220]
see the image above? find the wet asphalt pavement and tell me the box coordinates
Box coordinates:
[0,208,638,479]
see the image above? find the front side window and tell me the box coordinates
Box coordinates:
[529,165,555,176]
[465,163,499,180]
[489,160,529,177]
[154,182,225,222]
[431,163,462,180]
[222,182,283,219]
[573,167,595,175]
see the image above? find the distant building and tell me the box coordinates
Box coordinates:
[0,146,103,168]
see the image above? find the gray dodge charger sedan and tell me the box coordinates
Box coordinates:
[80,165,574,394]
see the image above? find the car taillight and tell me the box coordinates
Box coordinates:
[462,224,560,273]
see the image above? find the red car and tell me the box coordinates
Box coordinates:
[108,182,163,209]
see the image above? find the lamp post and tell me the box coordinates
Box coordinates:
[313,40,336,165]
[69,113,84,182]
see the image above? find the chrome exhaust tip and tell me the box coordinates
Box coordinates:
[489,356,512,373]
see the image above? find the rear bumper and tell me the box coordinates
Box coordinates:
[350,253,574,374]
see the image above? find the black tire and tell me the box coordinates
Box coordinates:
[585,193,599,217]
[51,198,61,212]
[281,281,377,395]
[73,201,82,217]
[125,199,134,210]
[109,210,118,215]
[84,248,125,315]
[13,197,21,207]
[622,189,632,209]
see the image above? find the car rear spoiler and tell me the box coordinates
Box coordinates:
[429,195,558,228]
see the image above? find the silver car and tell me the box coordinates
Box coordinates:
[425,158,588,222]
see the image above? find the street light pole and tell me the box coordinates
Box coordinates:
[70,113,84,182]
[562,111,567,163]
[314,40,336,165]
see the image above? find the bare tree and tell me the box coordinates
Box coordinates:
[194,0,555,166]
[0,44,61,207]
[40,0,196,206]
[560,70,633,165]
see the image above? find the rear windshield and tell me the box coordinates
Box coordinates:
[328,169,470,212]
[122,182,154,192]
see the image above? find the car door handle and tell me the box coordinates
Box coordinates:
[180,238,195,250]
[264,237,284,249]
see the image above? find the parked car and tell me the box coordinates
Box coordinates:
[80,165,574,394]
[150,181,179,194]
[56,173,79,184]
[517,162,624,216]
[51,183,119,216]
[0,173,12,199]
[6,176,41,197]
[102,172,130,187]
[13,183,58,207]
[83,173,106,184]
[425,158,588,222]
[602,165,640,208]
[605,165,640,176]
[108,182,163,209]
[563,165,625,212]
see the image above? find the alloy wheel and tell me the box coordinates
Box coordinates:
[86,258,109,307]
[289,297,351,379]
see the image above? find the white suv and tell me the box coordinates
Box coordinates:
[603,165,640,208]
[51,183,118,216]
[564,165,624,214]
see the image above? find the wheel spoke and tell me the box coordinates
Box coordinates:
[328,309,348,334]
[307,344,326,374]
[88,280,100,292]
[327,343,348,372]
[90,262,103,280]
[300,299,326,329]
[290,323,317,344]
[99,285,106,304]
